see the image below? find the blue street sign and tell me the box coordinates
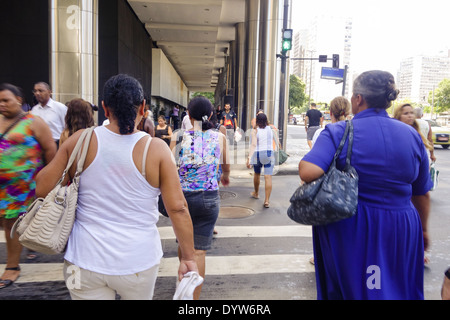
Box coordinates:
[321,67,345,81]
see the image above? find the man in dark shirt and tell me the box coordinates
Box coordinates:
[220,103,237,130]
[304,103,323,149]
[220,103,238,147]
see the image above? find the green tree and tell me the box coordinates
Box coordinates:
[428,79,450,113]
[289,74,307,114]
[191,92,215,105]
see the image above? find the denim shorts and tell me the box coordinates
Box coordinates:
[183,190,220,250]
[252,150,274,175]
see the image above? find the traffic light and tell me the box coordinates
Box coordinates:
[332,54,339,69]
[282,29,293,52]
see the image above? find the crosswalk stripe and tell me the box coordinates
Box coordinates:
[158,225,312,240]
[0,254,314,284]
[1,225,314,285]
[0,225,312,244]
[159,254,315,276]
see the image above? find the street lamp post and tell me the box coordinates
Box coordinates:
[308,50,315,107]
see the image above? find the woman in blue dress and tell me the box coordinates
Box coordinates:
[299,70,432,300]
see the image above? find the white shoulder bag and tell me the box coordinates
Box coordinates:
[11,127,95,254]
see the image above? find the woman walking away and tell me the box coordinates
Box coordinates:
[299,70,431,299]
[59,98,95,146]
[311,96,351,146]
[247,113,279,208]
[171,96,230,300]
[0,83,56,289]
[308,96,351,266]
[36,74,197,300]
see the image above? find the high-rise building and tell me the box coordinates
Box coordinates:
[291,15,353,103]
[291,30,309,80]
[397,53,450,104]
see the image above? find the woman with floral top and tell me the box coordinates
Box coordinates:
[0,83,56,289]
[171,96,230,300]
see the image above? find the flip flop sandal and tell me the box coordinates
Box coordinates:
[0,266,21,289]
[251,192,259,199]
[264,202,270,208]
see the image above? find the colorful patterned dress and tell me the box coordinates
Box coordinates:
[177,129,222,250]
[178,129,221,191]
[0,114,44,219]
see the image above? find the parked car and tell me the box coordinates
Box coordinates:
[426,120,450,149]
[322,111,331,125]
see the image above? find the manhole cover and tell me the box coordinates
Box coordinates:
[219,206,255,219]
[219,191,237,200]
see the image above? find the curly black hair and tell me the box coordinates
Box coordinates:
[187,96,214,131]
[103,74,144,134]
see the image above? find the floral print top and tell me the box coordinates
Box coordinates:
[178,129,221,192]
[0,114,43,219]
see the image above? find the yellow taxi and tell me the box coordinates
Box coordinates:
[426,120,450,149]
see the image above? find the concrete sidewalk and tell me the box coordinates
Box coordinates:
[227,130,308,179]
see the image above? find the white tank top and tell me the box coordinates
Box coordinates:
[64,126,162,275]
[256,126,274,151]
[416,119,429,138]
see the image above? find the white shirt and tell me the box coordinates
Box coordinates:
[181,114,193,130]
[64,126,162,275]
[311,128,325,146]
[416,118,430,138]
[256,126,274,151]
[31,98,67,140]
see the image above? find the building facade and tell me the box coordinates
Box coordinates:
[1,0,292,139]
[397,53,450,104]
[291,15,353,103]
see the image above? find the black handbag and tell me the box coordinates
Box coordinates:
[287,120,358,226]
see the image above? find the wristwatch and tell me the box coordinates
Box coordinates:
[445,268,450,280]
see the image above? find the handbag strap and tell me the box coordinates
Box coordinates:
[57,127,95,185]
[331,120,351,167]
[75,127,95,174]
[344,120,354,169]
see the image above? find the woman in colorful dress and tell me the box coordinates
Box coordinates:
[299,71,431,299]
[0,83,56,289]
[171,96,230,300]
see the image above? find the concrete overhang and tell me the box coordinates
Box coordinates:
[128,0,245,92]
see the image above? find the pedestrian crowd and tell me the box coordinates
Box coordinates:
[1,71,449,300]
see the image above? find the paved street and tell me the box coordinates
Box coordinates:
[0,125,449,300]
